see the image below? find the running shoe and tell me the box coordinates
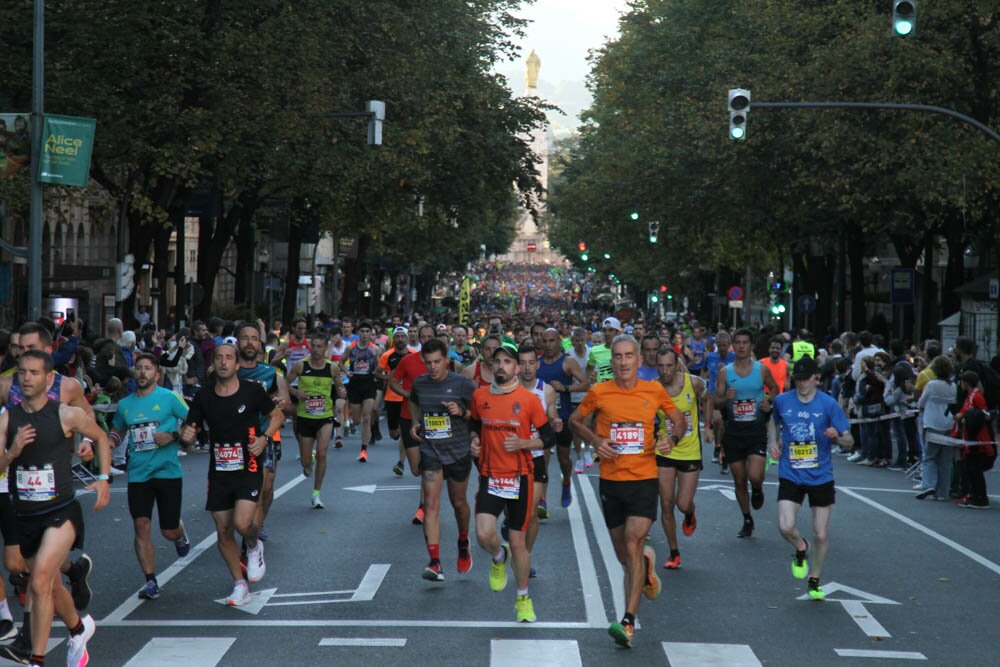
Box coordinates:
[737,519,754,539]
[349,423,357,435]
[392,461,405,477]
[109,464,126,476]
[682,511,697,537]
[0,632,29,664]
[537,498,549,519]
[9,572,27,606]
[227,580,250,606]
[711,451,720,463]
[175,525,191,557]
[312,494,325,509]
[608,621,634,648]
[138,579,160,600]
[515,594,536,623]
[0,619,16,642]
[561,483,572,508]
[246,541,266,583]
[457,540,473,574]
[529,567,537,578]
[847,452,863,462]
[302,463,313,477]
[70,554,93,611]
[915,488,937,500]
[642,545,661,600]
[792,539,809,580]
[334,437,344,449]
[412,505,425,525]
[807,577,825,601]
[750,486,764,510]
[958,499,990,509]
[357,449,368,463]
[373,423,383,442]
[422,561,444,582]
[65,614,95,667]
[489,544,510,592]
[583,450,594,468]
[720,462,729,474]
[574,459,585,474]
[663,551,681,569]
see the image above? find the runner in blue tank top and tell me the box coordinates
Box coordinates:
[713,328,779,539]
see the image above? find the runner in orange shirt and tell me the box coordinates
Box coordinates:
[570,334,685,649]
[378,327,411,476]
[470,343,555,623]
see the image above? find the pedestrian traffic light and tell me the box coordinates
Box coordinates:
[629,211,640,222]
[892,1,916,37]
[728,89,750,141]
[648,220,659,244]
[770,302,786,316]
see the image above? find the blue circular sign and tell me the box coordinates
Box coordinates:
[727,285,744,301]
[798,294,817,314]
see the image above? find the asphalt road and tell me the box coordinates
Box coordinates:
[10,420,1000,666]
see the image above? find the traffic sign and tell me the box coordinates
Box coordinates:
[890,268,915,305]
[798,294,816,313]
[729,300,743,309]
[727,285,744,301]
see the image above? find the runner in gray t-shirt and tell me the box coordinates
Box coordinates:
[408,339,476,583]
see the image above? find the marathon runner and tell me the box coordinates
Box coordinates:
[377,327,411,476]
[655,347,711,570]
[704,331,734,472]
[109,353,191,600]
[344,322,381,463]
[0,350,110,667]
[328,327,350,447]
[714,329,780,539]
[179,344,283,606]
[537,329,589,509]
[570,334,685,648]
[683,323,711,378]
[236,322,293,541]
[470,342,555,623]
[463,335,500,389]
[285,332,345,509]
[637,334,661,381]
[566,327,594,471]
[770,356,851,601]
[587,317,621,384]
[407,339,476,582]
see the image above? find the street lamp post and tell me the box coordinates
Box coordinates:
[27,0,45,320]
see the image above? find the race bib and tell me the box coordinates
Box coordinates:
[16,466,56,502]
[423,413,453,440]
[354,359,371,374]
[305,397,328,416]
[0,469,7,494]
[610,422,645,455]
[129,421,159,452]
[488,475,520,500]
[665,411,694,437]
[790,441,819,469]
[733,399,756,422]
[214,444,245,472]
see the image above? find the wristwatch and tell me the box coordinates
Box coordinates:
[95,474,110,481]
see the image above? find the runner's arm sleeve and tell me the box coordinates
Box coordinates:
[469,419,482,436]
[537,422,556,450]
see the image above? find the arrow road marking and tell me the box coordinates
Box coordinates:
[796,581,898,638]
[220,564,392,614]
[344,484,421,494]
[699,483,736,501]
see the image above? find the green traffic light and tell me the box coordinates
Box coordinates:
[603,252,611,260]
[650,295,659,303]
[894,20,913,35]
[730,126,745,140]
[629,212,639,221]
[666,294,673,300]
[581,253,588,261]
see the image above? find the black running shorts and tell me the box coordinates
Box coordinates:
[475,475,534,533]
[127,477,183,530]
[656,457,703,473]
[17,500,84,560]
[206,473,263,512]
[598,478,659,529]
[0,493,18,546]
[419,452,472,483]
[778,478,835,507]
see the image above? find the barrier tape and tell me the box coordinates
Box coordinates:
[923,430,1000,449]
[847,409,918,425]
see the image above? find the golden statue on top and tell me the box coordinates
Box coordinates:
[525,49,541,89]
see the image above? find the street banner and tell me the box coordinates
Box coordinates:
[459,277,470,325]
[38,114,96,187]
[0,113,31,178]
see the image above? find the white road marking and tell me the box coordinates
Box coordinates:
[840,487,1000,576]
[123,637,236,666]
[662,642,763,666]
[794,581,898,605]
[577,474,625,621]
[213,588,277,615]
[699,483,737,501]
[568,475,611,627]
[102,473,308,624]
[352,563,390,600]
[838,600,892,638]
[834,648,927,660]
[490,639,582,667]
[102,619,593,629]
[272,589,355,597]
[319,638,407,647]
[344,484,421,493]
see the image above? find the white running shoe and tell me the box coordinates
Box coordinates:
[108,465,126,476]
[574,459,585,474]
[247,541,266,582]
[583,450,594,468]
[226,580,250,606]
[846,452,863,462]
[312,494,325,509]
[65,613,95,667]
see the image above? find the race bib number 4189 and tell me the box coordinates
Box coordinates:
[610,422,644,455]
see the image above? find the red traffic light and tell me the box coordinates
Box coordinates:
[578,242,587,252]
[527,243,537,252]
[660,285,667,292]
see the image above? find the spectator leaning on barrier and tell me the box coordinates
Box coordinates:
[951,371,996,509]
[916,356,957,501]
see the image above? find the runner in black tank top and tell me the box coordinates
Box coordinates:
[0,350,111,666]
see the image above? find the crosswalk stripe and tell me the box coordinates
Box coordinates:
[123,637,236,666]
[663,642,763,667]
[490,639,582,667]
[319,638,407,647]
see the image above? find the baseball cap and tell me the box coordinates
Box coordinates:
[602,316,622,331]
[624,325,634,334]
[791,356,820,380]
[392,326,409,336]
[436,323,448,331]
[493,342,519,360]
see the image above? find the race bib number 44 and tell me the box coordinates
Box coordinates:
[610,422,645,455]
[733,399,756,422]
[790,441,819,469]
[487,475,520,500]
[214,445,245,472]
[16,467,56,502]
[130,421,159,452]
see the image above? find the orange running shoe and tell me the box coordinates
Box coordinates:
[663,552,681,569]
[457,540,473,574]
[412,505,425,525]
[682,511,697,537]
[642,545,661,599]
[357,449,368,463]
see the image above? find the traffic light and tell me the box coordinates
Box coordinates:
[770,302,786,316]
[660,285,667,293]
[116,253,135,301]
[603,252,611,260]
[629,211,640,222]
[580,252,589,261]
[578,242,587,252]
[648,220,659,244]
[650,294,659,304]
[728,89,750,141]
[892,0,916,37]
